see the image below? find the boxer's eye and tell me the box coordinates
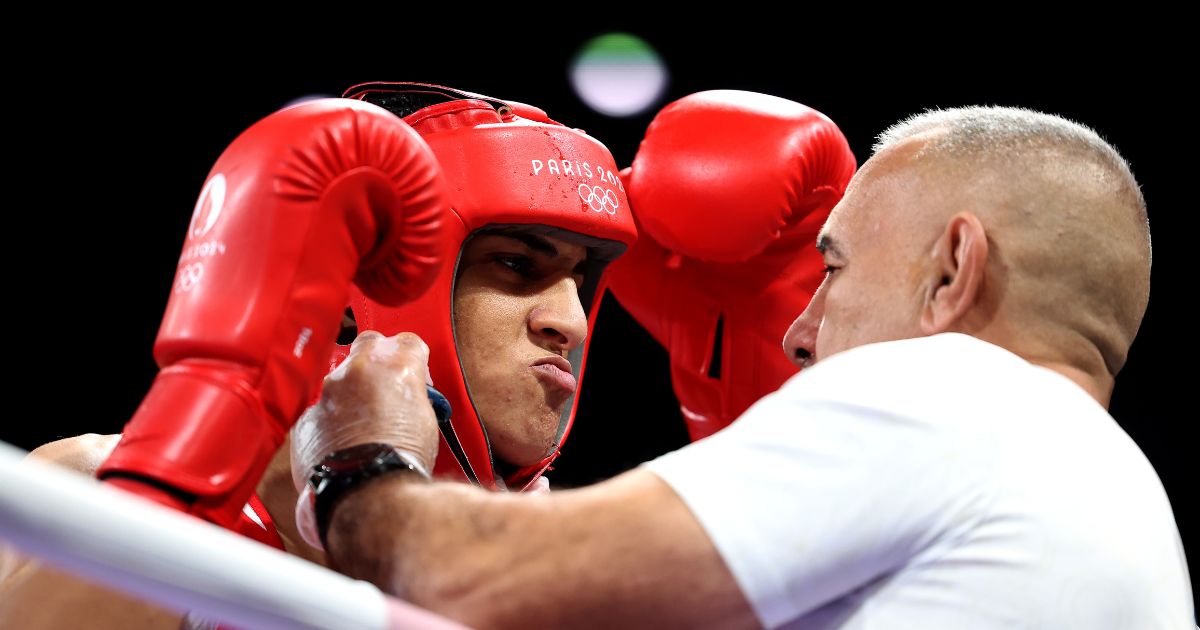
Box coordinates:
[495,253,586,288]
[497,255,536,278]
[572,261,588,289]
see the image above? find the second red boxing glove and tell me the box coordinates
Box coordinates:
[609,90,856,440]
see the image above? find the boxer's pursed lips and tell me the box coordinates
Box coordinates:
[530,355,577,395]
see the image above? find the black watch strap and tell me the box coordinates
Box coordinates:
[309,443,429,547]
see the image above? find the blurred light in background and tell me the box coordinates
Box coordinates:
[281,93,337,110]
[570,33,668,117]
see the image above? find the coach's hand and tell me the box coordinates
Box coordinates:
[293,331,440,480]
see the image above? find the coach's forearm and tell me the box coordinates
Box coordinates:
[326,475,552,627]
[324,476,489,603]
[325,469,759,630]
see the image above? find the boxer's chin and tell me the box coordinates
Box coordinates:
[486,404,561,468]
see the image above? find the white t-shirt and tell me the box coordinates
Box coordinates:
[645,333,1193,629]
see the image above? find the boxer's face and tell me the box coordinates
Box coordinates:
[784,145,932,365]
[453,230,589,467]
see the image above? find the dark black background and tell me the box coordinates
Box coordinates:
[15,29,1190,574]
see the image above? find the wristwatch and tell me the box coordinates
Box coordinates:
[309,443,430,546]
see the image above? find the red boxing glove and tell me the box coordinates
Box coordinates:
[98,99,447,529]
[608,90,855,440]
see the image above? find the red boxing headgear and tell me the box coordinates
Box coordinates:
[336,83,637,490]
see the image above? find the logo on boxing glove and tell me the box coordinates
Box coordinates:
[189,174,227,239]
[180,174,230,265]
[177,263,205,293]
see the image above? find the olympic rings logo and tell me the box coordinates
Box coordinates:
[177,263,205,293]
[578,184,620,215]
[189,174,227,239]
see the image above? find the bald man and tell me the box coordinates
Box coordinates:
[291,106,1193,629]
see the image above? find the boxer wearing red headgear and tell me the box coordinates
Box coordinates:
[330,83,637,491]
[608,90,856,441]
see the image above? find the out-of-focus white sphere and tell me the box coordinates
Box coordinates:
[281,93,337,110]
[570,33,668,117]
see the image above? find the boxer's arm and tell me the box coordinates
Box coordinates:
[0,435,184,630]
[326,467,758,630]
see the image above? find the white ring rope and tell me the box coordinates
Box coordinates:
[0,441,467,630]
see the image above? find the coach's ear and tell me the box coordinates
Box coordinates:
[921,212,987,334]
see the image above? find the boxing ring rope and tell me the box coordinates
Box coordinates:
[0,441,468,630]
